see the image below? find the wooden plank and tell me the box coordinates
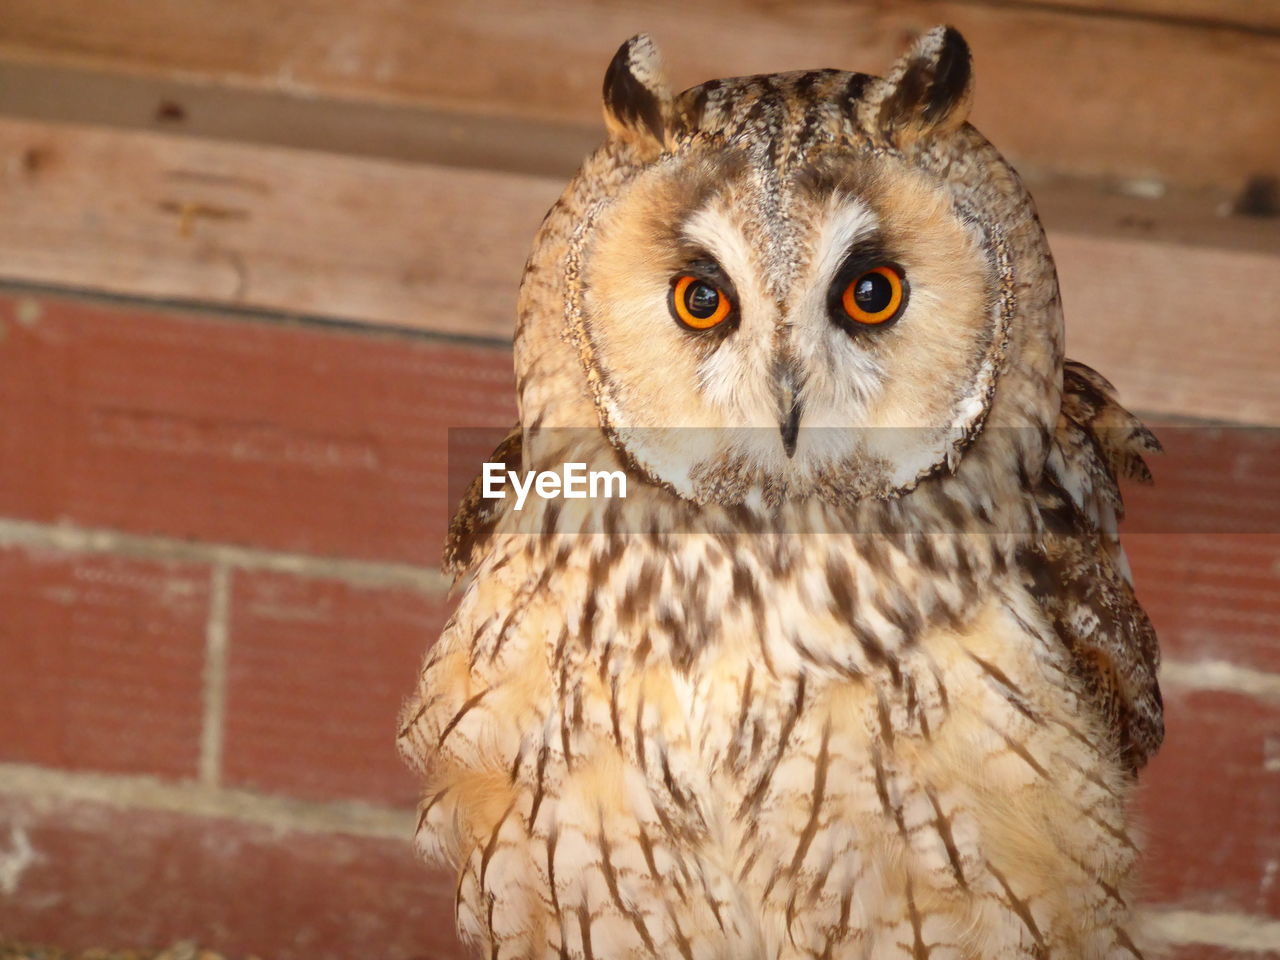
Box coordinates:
[994,0,1280,33]
[0,59,599,179]
[0,0,1277,190]
[0,116,1277,425]
[0,116,560,339]
[1055,232,1280,425]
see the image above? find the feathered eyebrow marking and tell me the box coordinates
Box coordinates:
[812,197,879,288]
[681,207,758,299]
[672,241,717,266]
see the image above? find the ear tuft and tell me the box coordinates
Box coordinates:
[872,26,973,148]
[603,34,672,150]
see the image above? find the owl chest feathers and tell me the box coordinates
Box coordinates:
[401,518,1139,959]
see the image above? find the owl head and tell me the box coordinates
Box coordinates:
[515,27,1062,507]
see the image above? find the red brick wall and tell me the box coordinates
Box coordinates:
[0,289,1276,958]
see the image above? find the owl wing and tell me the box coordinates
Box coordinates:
[1022,360,1164,773]
[443,426,522,576]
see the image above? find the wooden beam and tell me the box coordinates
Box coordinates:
[0,116,1276,425]
[0,116,560,340]
[985,1,1280,33]
[0,59,599,179]
[0,0,1276,190]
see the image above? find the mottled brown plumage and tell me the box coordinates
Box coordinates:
[401,27,1162,959]
[1028,363,1164,773]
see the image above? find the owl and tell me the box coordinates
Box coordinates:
[398,26,1163,960]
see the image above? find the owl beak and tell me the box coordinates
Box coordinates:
[777,373,803,459]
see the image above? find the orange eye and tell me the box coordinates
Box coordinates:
[670,274,733,330]
[839,264,906,326]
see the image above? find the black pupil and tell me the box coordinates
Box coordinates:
[685,281,720,319]
[854,271,893,314]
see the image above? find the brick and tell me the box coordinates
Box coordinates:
[1127,534,1280,673]
[1137,688,1280,917]
[0,791,464,959]
[1115,427,1280,673]
[0,544,208,779]
[1124,427,1280,537]
[0,292,517,566]
[222,569,449,806]
[1,791,1273,960]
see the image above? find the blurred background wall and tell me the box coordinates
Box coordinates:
[0,2,1276,958]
